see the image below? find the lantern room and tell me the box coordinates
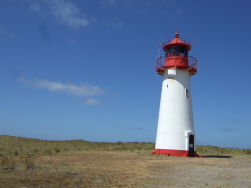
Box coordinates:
[156,33,198,76]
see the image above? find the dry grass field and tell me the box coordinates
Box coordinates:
[0,135,251,187]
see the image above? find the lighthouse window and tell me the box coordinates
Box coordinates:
[185,89,189,99]
[166,46,188,56]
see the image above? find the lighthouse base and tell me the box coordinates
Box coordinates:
[151,149,200,157]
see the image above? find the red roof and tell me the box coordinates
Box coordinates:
[169,33,186,45]
[162,32,191,51]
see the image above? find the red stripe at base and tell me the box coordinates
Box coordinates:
[151,149,201,157]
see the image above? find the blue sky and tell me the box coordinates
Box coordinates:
[1,0,251,149]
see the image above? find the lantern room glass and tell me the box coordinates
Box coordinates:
[165,46,188,56]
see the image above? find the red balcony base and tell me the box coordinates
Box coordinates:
[151,149,201,157]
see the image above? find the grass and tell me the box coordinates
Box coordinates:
[0,135,155,156]
[0,135,250,187]
[0,135,251,157]
[196,145,251,156]
[0,135,155,171]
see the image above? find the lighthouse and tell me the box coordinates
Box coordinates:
[152,32,198,157]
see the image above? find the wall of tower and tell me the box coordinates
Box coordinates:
[155,69,195,151]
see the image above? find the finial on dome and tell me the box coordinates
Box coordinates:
[175,32,179,38]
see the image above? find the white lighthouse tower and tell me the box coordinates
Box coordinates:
[152,32,198,157]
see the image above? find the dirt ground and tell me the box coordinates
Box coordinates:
[0,151,251,188]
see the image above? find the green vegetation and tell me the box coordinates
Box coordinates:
[0,135,154,156]
[0,135,250,187]
[196,145,251,156]
[0,135,250,157]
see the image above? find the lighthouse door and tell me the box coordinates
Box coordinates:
[189,134,195,157]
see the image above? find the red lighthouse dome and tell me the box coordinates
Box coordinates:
[156,32,198,76]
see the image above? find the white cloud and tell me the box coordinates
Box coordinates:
[159,0,171,5]
[30,3,40,12]
[19,77,104,96]
[123,0,150,7]
[66,38,77,45]
[28,0,90,29]
[105,19,123,27]
[101,0,116,8]
[173,8,181,17]
[47,0,89,29]
[83,98,101,105]
[124,0,133,7]
[0,26,15,38]
[106,0,116,4]
[219,129,237,132]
